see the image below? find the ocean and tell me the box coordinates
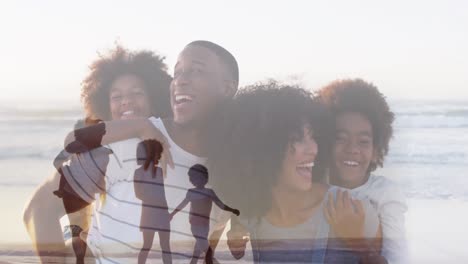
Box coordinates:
[1,99,468,263]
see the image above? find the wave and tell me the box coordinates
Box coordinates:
[386,151,467,165]
[0,182,38,187]
[395,109,468,117]
[391,100,468,116]
[394,115,468,128]
[0,146,61,161]
[3,146,465,167]
[0,106,82,123]
[390,101,468,128]
[404,189,466,201]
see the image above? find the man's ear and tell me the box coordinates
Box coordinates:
[223,79,237,97]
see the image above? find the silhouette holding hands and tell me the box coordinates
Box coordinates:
[170,164,239,264]
[133,140,172,264]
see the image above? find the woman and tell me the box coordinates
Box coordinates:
[23,45,172,263]
[208,81,330,262]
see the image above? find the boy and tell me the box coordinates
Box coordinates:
[319,79,408,264]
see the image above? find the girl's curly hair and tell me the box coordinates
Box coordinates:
[81,46,172,123]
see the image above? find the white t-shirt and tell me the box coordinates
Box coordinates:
[84,117,227,263]
[348,175,408,264]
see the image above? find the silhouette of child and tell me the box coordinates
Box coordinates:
[53,121,111,264]
[133,139,172,264]
[170,164,240,264]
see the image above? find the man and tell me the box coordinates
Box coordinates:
[24,40,239,263]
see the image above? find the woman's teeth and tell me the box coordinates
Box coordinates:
[297,162,315,169]
[175,95,193,104]
[296,162,314,179]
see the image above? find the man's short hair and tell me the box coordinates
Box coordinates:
[187,40,239,89]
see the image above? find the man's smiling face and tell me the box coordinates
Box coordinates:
[170,45,230,126]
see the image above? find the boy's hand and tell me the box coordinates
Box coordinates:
[227,227,249,259]
[324,190,365,240]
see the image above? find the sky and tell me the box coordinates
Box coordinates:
[0,0,467,107]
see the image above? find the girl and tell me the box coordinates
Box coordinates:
[23,45,172,263]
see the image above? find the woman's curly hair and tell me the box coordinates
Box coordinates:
[81,46,172,123]
[318,78,394,172]
[207,81,331,218]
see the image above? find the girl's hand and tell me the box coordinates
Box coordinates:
[140,121,174,174]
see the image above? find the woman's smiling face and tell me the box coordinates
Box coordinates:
[277,124,318,192]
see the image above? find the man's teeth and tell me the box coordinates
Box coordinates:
[122,111,134,116]
[343,160,359,166]
[175,95,193,103]
[297,162,315,168]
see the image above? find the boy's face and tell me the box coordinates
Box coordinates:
[189,171,207,187]
[331,112,377,188]
[170,45,232,126]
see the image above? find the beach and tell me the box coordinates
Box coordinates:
[1,99,468,263]
[3,198,468,263]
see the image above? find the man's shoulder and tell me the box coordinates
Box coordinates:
[148,116,168,131]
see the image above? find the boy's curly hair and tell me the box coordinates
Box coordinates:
[318,79,394,172]
[81,46,172,122]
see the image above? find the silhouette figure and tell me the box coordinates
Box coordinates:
[134,140,172,264]
[53,121,111,264]
[170,164,240,264]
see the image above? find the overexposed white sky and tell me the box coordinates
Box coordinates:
[1,0,467,105]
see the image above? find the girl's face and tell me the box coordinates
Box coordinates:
[277,124,318,192]
[330,112,377,188]
[109,74,152,120]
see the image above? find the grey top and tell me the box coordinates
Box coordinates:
[242,187,335,264]
[241,186,380,263]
